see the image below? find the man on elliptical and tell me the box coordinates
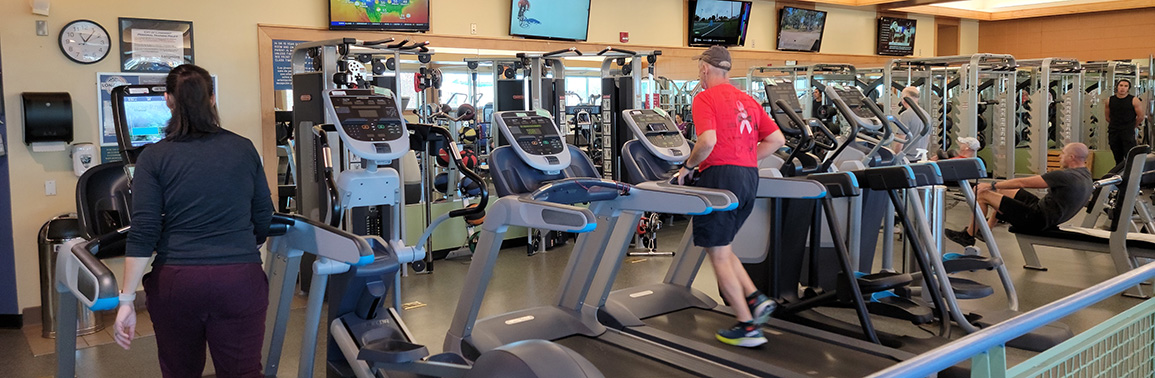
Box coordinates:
[676,46,786,347]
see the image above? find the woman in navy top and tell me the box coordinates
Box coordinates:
[113,64,274,378]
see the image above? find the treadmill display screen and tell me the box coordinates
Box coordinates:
[629,112,684,148]
[121,95,170,147]
[330,95,406,142]
[503,113,564,155]
[833,87,876,119]
[763,81,804,127]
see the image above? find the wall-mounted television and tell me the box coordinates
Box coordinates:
[330,0,430,31]
[776,6,827,53]
[688,0,753,47]
[877,17,917,56]
[510,0,591,41]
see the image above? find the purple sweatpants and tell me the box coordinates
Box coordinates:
[144,263,268,378]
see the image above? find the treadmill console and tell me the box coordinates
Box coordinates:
[324,89,409,162]
[825,85,883,129]
[621,108,691,162]
[763,79,805,128]
[495,109,571,172]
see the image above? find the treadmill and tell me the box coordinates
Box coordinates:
[444,109,760,377]
[592,107,917,377]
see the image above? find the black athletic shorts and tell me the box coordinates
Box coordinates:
[996,190,1049,232]
[692,165,759,248]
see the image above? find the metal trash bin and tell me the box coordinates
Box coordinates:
[39,214,105,338]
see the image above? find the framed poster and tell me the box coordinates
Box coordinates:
[119,18,194,72]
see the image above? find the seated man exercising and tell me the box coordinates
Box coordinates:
[946,142,1094,246]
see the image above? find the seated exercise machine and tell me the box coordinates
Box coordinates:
[444,109,768,377]
[1015,146,1155,298]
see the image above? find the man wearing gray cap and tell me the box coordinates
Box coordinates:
[674,45,786,347]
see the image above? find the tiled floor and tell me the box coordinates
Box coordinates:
[1,201,1148,377]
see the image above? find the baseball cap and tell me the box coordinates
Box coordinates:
[692,45,732,71]
[958,137,980,150]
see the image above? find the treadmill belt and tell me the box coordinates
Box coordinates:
[645,308,901,377]
[553,335,706,378]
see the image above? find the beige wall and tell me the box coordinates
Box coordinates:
[978,8,1155,60]
[960,19,979,54]
[2,0,979,313]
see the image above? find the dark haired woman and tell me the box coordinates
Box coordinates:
[113,64,274,377]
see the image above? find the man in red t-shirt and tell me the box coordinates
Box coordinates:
[674,45,785,347]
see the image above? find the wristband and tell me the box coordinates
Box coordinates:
[119,291,136,304]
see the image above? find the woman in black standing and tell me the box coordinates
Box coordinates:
[113,64,274,378]
[1105,79,1146,165]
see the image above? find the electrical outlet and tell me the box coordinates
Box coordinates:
[45,180,56,196]
[36,20,48,36]
[470,23,478,35]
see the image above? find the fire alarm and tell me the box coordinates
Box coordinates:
[620,32,629,43]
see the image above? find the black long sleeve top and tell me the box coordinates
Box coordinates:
[125,130,274,266]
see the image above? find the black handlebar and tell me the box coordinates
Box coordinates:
[597,47,637,56]
[902,97,932,139]
[407,123,490,218]
[312,125,345,228]
[544,48,581,57]
[774,100,815,151]
[362,38,396,46]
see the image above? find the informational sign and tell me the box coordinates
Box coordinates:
[272,39,313,91]
[131,29,185,64]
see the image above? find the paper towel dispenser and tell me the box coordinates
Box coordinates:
[22,92,73,145]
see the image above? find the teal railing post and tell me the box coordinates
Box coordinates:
[970,345,1008,378]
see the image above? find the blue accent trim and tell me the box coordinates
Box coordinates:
[846,172,860,188]
[355,254,374,267]
[567,223,597,233]
[944,253,963,261]
[903,165,916,179]
[854,271,867,279]
[720,202,740,211]
[91,297,118,312]
[870,291,899,302]
[800,189,829,199]
[688,207,714,216]
[918,162,942,176]
[975,158,988,173]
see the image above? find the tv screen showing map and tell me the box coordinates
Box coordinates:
[330,0,430,31]
[877,17,916,56]
[509,0,591,41]
[776,6,827,53]
[688,0,752,47]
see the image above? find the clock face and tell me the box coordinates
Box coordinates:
[59,20,111,64]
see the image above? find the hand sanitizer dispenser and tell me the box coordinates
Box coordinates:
[70,143,96,177]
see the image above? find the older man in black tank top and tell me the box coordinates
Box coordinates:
[1105,79,1146,165]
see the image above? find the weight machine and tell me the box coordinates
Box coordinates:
[1016,58,1084,174]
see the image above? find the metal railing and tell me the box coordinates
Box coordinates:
[868,263,1155,378]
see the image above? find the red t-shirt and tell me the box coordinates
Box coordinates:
[692,84,779,170]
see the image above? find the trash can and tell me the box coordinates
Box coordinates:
[39,214,104,338]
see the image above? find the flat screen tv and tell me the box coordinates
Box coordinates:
[877,17,917,56]
[688,0,753,47]
[776,6,827,53]
[330,0,431,31]
[510,0,591,41]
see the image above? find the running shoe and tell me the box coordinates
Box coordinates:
[715,322,767,347]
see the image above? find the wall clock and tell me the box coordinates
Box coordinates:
[59,20,111,64]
